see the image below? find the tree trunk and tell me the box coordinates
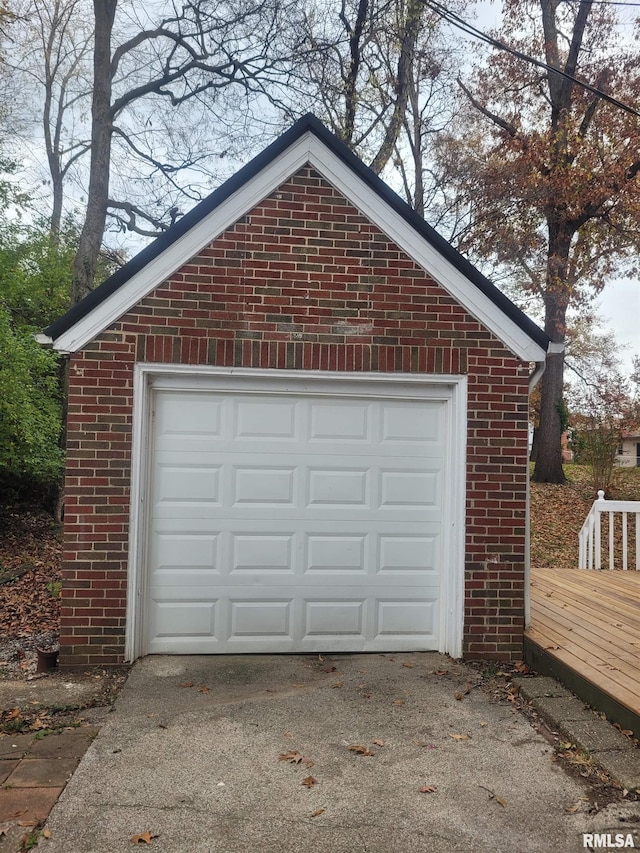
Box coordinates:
[369,0,423,175]
[532,226,572,484]
[532,347,566,482]
[49,164,64,246]
[71,0,117,304]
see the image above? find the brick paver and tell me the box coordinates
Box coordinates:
[0,725,97,833]
[4,757,79,787]
[0,786,64,824]
[0,734,33,759]
[27,728,98,759]
[0,760,19,785]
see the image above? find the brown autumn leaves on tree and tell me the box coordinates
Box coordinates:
[439,0,640,484]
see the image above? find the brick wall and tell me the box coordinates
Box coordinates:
[60,166,531,665]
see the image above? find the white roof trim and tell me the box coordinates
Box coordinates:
[52,131,546,362]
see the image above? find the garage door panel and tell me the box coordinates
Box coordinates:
[376,599,437,637]
[150,600,219,638]
[381,401,444,444]
[232,466,296,505]
[307,469,369,506]
[150,525,441,578]
[155,463,222,505]
[309,401,371,442]
[146,387,448,654]
[151,532,220,575]
[230,599,292,637]
[231,534,294,573]
[305,534,368,573]
[304,600,365,636]
[158,393,223,438]
[235,398,297,439]
[379,470,441,508]
[378,535,439,573]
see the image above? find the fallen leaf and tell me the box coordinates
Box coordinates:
[419,785,437,793]
[130,831,160,845]
[358,683,366,689]
[402,661,414,669]
[310,808,325,818]
[198,686,210,694]
[564,802,582,814]
[495,796,506,808]
[304,759,314,769]
[392,699,404,706]
[301,776,317,788]
[480,721,488,727]
[178,682,193,688]
[372,739,384,746]
[454,692,463,701]
[544,644,561,651]
[43,829,52,839]
[323,665,337,673]
[433,669,449,676]
[18,821,38,827]
[349,744,375,756]
[449,733,470,741]
[332,681,343,689]
[279,751,303,764]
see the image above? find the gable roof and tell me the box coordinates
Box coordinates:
[43,113,550,362]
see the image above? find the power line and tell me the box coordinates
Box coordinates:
[424,0,640,120]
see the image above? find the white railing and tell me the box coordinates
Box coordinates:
[579,490,640,570]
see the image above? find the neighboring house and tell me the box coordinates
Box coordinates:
[617,431,640,467]
[41,115,553,666]
[562,430,574,463]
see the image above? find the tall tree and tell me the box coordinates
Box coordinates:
[437,0,640,483]
[70,0,304,301]
[3,0,93,243]
[291,0,460,190]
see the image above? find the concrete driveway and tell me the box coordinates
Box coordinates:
[42,653,625,852]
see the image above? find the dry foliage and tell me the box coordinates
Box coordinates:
[0,505,62,637]
[531,466,640,569]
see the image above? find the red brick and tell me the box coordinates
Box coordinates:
[61,165,530,664]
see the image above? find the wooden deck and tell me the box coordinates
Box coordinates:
[526,567,640,733]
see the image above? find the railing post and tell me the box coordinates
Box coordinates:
[594,490,605,571]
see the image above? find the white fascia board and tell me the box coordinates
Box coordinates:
[53,130,546,362]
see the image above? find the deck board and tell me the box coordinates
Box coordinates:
[527,567,640,721]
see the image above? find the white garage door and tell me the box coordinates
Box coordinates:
[144,378,450,654]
